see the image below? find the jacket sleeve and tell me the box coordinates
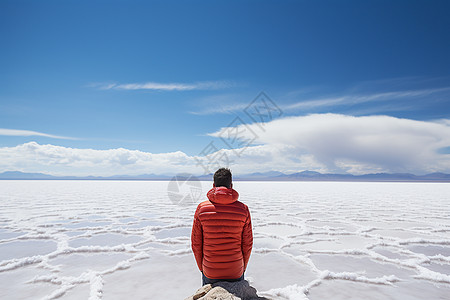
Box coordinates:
[241,206,253,271]
[191,205,203,272]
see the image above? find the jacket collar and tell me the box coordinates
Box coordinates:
[207,186,239,204]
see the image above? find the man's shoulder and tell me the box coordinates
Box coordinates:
[230,201,250,218]
[195,200,249,213]
[197,200,212,207]
[234,200,249,210]
[195,200,213,212]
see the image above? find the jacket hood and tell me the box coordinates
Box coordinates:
[207,186,239,204]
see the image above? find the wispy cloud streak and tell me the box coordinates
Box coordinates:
[190,86,450,115]
[284,87,450,110]
[94,80,234,91]
[0,129,77,140]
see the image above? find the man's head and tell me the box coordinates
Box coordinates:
[213,168,232,188]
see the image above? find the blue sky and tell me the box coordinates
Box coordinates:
[1,0,450,176]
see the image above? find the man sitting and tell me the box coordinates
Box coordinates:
[191,168,253,285]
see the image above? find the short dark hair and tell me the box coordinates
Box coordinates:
[214,168,232,188]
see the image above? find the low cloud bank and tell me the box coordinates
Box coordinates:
[1,114,449,176]
[209,113,450,175]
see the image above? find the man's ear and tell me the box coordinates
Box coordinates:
[213,183,215,187]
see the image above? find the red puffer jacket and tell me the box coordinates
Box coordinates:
[191,186,253,279]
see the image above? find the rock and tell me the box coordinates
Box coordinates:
[185,280,270,300]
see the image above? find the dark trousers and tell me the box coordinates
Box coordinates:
[202,272,245,286]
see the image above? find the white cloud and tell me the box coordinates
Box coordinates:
[209,114,450,174]
[95,80,234,91]
[0,128,77,140]
[0,141,321,176]
[2,114,450,176]
[0,142,195,176]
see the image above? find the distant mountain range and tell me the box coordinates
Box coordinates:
[1,170,450,182]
